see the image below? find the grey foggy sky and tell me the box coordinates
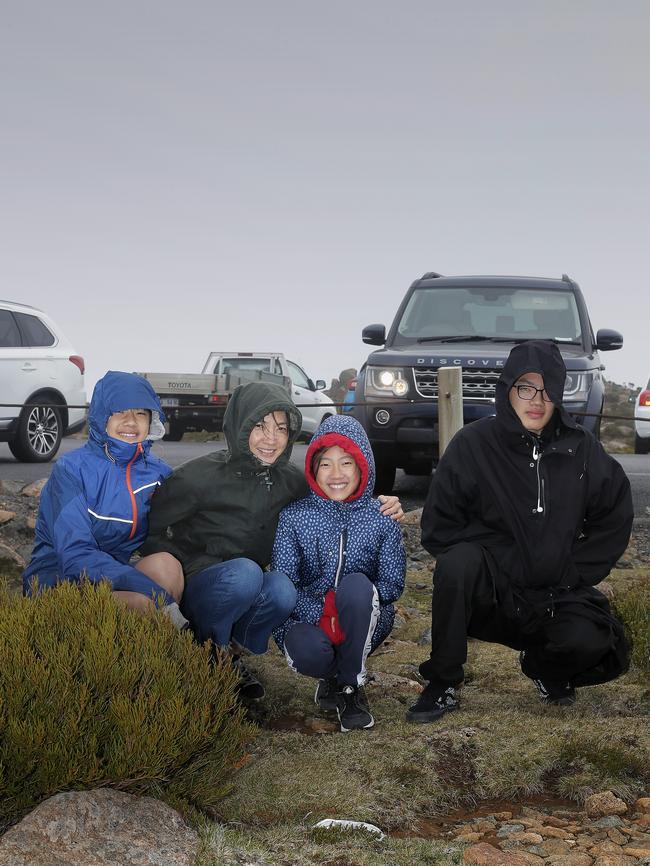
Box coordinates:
[1,1,648,393]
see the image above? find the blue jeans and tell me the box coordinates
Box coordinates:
[181,558,297,654]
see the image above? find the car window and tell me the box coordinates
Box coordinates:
[287,361,310,389]
[15,312,56,347]
[0,309,22,347]
[394,287,582,344]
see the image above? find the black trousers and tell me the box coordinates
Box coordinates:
[418,542,623,687]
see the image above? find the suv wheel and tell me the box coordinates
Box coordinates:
[635,433,649,455]
[374,460,396,495]
[163,420,185,442]
[9,401,63,462]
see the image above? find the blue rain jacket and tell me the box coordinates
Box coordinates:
[271,414,406,649]
[23,371,174,602]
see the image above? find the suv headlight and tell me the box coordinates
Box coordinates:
[563,372,594,402]
[365,366,410,398]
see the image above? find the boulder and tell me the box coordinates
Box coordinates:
[20,479,47,498]
[0,789,199,866]
[585,793,628,819]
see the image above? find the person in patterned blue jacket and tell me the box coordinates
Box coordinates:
[272,414,406,732]
[23,371,184,617]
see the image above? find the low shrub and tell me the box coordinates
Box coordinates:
[0,580,252,829]
[614,585,650,675]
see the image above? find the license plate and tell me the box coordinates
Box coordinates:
[160,398,179,407]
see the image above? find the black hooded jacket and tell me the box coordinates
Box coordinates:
[142,382,308,578]
[420,341,633,591]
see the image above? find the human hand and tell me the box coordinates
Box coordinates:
[378,494,404,522]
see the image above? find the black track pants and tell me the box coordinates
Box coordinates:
[418,542,616,687]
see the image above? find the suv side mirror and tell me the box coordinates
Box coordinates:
[315,379,326,390]
[595,329,623,351]
[362,324,386,346]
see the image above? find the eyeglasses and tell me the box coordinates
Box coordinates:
[514,384,553,403]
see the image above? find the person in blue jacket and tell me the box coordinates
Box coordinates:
[23,371,184,617]
[272,414,406,732]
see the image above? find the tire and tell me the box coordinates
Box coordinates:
[8,401,63,462]
[373,460,396,495]
[635,432,650,455]
[163,421,185,442]
[402,460,432,477]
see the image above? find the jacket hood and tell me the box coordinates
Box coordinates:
[304,414,374,503]
[495,340,576,434]
[223,381,302,466]
[88,371,166,451]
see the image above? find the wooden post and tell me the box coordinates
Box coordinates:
[438,366,463,457]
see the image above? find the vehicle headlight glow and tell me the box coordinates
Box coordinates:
[563,372,595,402]
[365,366,410,398]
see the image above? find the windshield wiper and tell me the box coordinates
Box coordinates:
[488,337,582,345]
[417,335,493,344]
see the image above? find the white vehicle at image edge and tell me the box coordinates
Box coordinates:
[634,378,650,454]
[0,300,86,462]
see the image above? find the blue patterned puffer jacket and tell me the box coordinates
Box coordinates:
[23,371,175,603]
[272,414,406,649]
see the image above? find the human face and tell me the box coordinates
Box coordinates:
[248,411,289,464]
[508,372,555,433]
[106,409,151,443]
[315,445,362,501]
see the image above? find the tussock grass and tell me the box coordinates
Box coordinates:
[0,579,253,829]
[613,584,650,677]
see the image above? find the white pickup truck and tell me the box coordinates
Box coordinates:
[139,352,334,441]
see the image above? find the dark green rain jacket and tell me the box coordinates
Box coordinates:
[143,382,308,578]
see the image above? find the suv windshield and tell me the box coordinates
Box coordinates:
[393,287,582,346]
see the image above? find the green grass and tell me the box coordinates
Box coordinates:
[2,559,648,865]
[185,563,650,864]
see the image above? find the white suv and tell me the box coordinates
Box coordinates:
[0,301,86,462]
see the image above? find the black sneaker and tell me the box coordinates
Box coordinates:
[314,677,339,712]
[232,656,265,700]
[532,678,576,706]
[405,683,459,723]
[336,686,374,732]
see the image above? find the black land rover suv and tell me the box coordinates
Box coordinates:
[352,273,623,493]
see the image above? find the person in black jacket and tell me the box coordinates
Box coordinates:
[406,340,633,723]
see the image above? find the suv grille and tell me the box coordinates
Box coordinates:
[414,367,500,401]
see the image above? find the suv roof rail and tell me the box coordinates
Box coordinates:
[420,271,443,280]
[561,273,574,285]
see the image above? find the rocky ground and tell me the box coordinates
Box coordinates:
[2,478,649,866]
[431,793,650,866]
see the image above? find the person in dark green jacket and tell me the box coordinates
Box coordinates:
[143,381,402,699]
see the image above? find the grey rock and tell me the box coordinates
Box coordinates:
[497,823,526,837]
[20,478,47,498]
[0,788,199,865]
[593,816,625,828]
[0,480,24,495]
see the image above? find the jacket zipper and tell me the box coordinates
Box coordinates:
[331,529,348,634]
[532,443,545,514]
[126,443,143,539]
